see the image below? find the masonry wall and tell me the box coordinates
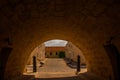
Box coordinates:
[0,0,119,80]
[65,42,86,64]
[45,47,65,58]
[27,43,45,65]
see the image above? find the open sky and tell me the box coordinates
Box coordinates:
[44,39,68,47]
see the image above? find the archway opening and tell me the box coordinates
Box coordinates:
[24,39,87,79]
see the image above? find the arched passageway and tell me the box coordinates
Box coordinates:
[25,40,87,79]
[0,0,120,80]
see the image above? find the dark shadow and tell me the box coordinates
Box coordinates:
[64,58,87,69]
[64,58,77,69]
[21,72,102,80]
[15,75,35,80]
[0,47,13,80]
[104,43,120,80]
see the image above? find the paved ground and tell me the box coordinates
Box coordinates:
[22,58,101,80]
[38,58,76,72]
[36,58,77,78]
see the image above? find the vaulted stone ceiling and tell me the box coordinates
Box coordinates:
[0,0,120,80]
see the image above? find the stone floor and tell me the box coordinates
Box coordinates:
[22,58,101,80]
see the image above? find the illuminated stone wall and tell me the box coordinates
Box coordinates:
[66,42,86,64]
[27,43,45,65]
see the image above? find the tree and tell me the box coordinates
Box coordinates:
[59,51,66,58]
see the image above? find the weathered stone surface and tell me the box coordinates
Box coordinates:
[66,42,86,64]
[0,0,120,80]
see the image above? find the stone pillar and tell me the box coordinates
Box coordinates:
[33,56,37,72]
[77,55,81,72]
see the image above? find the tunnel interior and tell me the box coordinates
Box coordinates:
[0,0,120,80]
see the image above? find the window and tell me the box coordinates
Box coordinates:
[56,52,58,55]
[50,52,52,56]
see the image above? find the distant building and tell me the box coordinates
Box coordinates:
[45,47,66,58]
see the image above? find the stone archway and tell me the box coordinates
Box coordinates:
[0,0,119,80]
[4,32,113,80]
